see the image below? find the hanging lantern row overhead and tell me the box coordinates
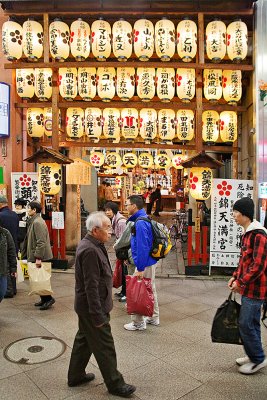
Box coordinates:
[202,110,237,144]
[26,107,61,138]
[203,69,242,104]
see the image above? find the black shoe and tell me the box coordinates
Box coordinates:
[34,300,45,307]
[4,293,14,298]
[68,373,95,387]
[40,298,55,310]
[109,383,136,398]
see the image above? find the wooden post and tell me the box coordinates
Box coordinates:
[43,13,49,63]
[52,69,59,150]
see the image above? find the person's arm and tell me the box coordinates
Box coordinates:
[32,221,48,261]
[117,218,127,238]
[6,231,17,274]
[132,221,152,272]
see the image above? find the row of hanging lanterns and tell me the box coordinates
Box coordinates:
[2,18,247,63]
[26,108,61,137]
[203,69,242,104]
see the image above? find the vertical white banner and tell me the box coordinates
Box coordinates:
[209,179,254,270]
[11,172,40,209]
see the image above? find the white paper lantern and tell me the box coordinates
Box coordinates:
[2,20,23,61]
[203,69,222,102]
[27,108,44,137]
[121,108,139,140]
[155,153,171,169]
[202,110,219,144]
[44,107,61,137]
[189,167,212,200]
[116,67,135,101]
[220,111,237,143]
[59,67,78,100]
[78,67,97,101]
[16,69,35,99]
[38,163,61,195]
[176,68,195,102]
[123,152,138,169]
[70,18,90,61]
[172,154,184,170]
[35,68,52,101]
[103,108,120,142]
[84,108,102,142]
[158,109,176,142]
[136,67,155,102]
[91,19,111,61]
[176,109,195,142]
[155,18,175,61]
[89,151,105,168]
[22,19,43,61]
[139,108,157,143]
[227,20,248,62]
[106,152,122,169]
[177,19,197,62]
[133,19,154,61]
[206,20,226,62]
[49,19,70,61]
[97,67,116,101]
[66,107,84,138]
[112,19,132,61]
[156,67,175,102]
[222,70,242,104]
[138,152,154,169]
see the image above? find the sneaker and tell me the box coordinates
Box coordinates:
[238,358,267,375]
[124,322,146,331]
[236,356,250,366]
[119,296,126,303]
[146,317,160,326]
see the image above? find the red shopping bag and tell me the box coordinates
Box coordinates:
[126,275,154,317]
[113,259,123,288]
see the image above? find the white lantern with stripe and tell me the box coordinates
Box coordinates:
[138,152,154,169]
[59,67,78,100]
[106,152,122,169]
[176,68,195,102]
[133,19,154,61]
[136,67,155,102]
[38,163,61,195]
[91,19,111,61]
[227,20,248,62]
[103,108,120,142]
[26,108,44,137]
[70,18,90,61]
[2,20,23,61]
[22,19,43,61]
[155,153,171,169]
[84,108,102,142]
[139,108,157,143]
[66,107,84,138]
[222,70,242,104]
[121,108,139,140]
[189,167,212,200]
[176,109,194,142]
[44,107,61,137]
[97,67,116,102]
[89,152,105,168]
[123,152,138,169]
[116,67,135,101]
[16,69,35,99]
[203,69,222,102]
[156,68,175,102]
[49,19,70,61]
[158,109,176,142]
[112,19,132,61]
[202,110,219,144]
[206,20,226,62]
[177,19,197,62]
[155,18,175,61]
[35,68,52,101]
[220,111,237,143]
[78,67,97,101]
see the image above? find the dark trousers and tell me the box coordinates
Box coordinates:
[6,273,16,296]
[121,262,128,297]
[154,200,161,215]
[68,313,125,391]
[40,295,52,302]
[147,202,153,215]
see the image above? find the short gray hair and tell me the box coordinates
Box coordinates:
[86,211,110,232]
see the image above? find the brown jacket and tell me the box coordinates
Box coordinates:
[74,234,113,326]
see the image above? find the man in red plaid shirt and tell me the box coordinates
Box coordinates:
[228,197,267,375]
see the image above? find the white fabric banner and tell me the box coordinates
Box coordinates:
[11,172,40,209]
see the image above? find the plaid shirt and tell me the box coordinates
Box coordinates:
[233,228,267,299]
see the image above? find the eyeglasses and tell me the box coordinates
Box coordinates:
[125,203,133,207]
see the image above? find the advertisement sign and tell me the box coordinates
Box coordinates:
[11,172,40,208]
[0,82,10,137]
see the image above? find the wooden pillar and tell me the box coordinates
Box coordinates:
[52,69,59,150]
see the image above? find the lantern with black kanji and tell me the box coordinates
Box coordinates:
[97,67,116,101]
[203,69,222,102]
[176,68,195,102]
[44,107,61,137]
[202,110,219,144]
[222,70,242,105]
[16,69,35,99]
[158,109,176,142]
[133,19,154,61]
[2,20,23,61]
[89,151,105,168]
[156,68,175,102]
[78,67,97,101]
[138,152,154,169]
[91,18,111,61]
[112,19,132,61]
[103,108,120,142]
[177,18,197,62]
[22,19,43,61]
[227,20,248,62]
[59,67,78,100]
[38,163,62,195]
[136,67,155,102]
[121,108,139,141]
[176,109,194,142]
[35,68,52,101]
[189,167,213,200]
[84,108,102,142]
[116,67,135,101]
[70,18,90,61]
[26,108,44,138]
[66,107,84,138]
[220,111,237,143]
[155,18,175,61]
[105,152,122,169]
[155,153,171,170]
[49,19,70,61]
[139,108,157,143]
[123,152,138,169]
[206,20,226,62]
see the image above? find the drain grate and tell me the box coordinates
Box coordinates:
[4,336,66,365]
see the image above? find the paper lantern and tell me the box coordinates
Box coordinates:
[138,152,154,169]
[220,111,237,143]
[2,20,23,61]
[22,19,43,61]
[156,68,175,102]
[103,108,120,142]
[49,19,70,61]
[202,110,219,144]
[97,67,116,101]
[203,69,222,102]
[122,152,138,169]
[227,20,248,62]
[59,67,77,100]
[16,69,35,99]
[78,67,96,101]
[89,151,105,168]
[44,107,61,137]
[70,18,90,61]
[139,108,157,143]
[172,154,184,170]
[121,108,139,140]
[189,167,212,200]
[116,67,135,101]
[158,109,176,142]
[114,176,123,188]
[34,68,52,101]
[222,70,242,104]
[176,109,195,142]
[206,20,226,62]
[26,108,44,137]
[136,67,155,102]
[91,19,111,61]
[106,152,122,169]
[176,68,195,102]
[155,18,175,61]
[38,163,61,195]
[112,19,132,61]
[133,19,154,61]
[177,19,197,62]
[84,108,102,142]
[66,107,84,138]
[155,153,171,169]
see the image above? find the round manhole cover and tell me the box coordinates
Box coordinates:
[4,336,66,365]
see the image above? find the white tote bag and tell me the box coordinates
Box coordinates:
[16,259,24,283]
[27,262,53,296]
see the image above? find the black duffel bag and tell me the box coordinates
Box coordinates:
[211,292,243,345]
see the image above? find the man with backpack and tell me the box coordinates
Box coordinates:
[124,195,159,331]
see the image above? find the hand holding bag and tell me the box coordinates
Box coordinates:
[126,275,154,317]
[113,259,123,288]
[28,262,53,296]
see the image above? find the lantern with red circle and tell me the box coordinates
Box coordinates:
[202,110,219,144]
[22,19,43,61]
[219,111,237,143]
[38,163,62,195]
[203,69,222,102]
[112,19,132,61]
[172,154,184,170]
[121,108,139,141]
[222,70,242,105]
[189,167,213,200]
[227,20,248,62]
[176,109,194,142]
[89,151,105,168]
[49,19,70,61]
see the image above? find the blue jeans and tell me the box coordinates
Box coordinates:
[239,296,265,364]
[0,275,7,302]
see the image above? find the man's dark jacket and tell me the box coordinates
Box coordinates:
[74,234,113,326]
[0,206,19,253]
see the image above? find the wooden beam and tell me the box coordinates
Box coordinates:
[51,70,59,150]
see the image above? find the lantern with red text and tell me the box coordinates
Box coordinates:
[35,68,52,101]
[66,107,84,138]
[177,19,197,62]
[16,69,35,99]
[156,68,175,102]
[158,109,176,143]
[89,152,105,169]
[2,20,23,61]
[84,108,102,142]
[97,67,116,101]
[121,108,139,141]
[227,20,248,62]
[172,154,184,170]
[38,163,61,195]
[22,19,43,61]
[155,153,171,170]
[139,108,157,143]
[123,152,138,170]
[70,18,90,61]
[106,152,122,169]
[112,19,132,61]
[202,110,219,144]
[59,67,77,100]
[133,19,154,61]
[203,69,222,102]
[155,18,175,61]
[44,107,61,137]
[138,152,154,169]
[91,19,111,61]
[49,19,70,61]
[103,108,120,143]
[206,20,226,62]
[116,67,135,101]
[222,70,242,105]
[136,67,155,102]
[78,67,96,101]
[189,167,212,200]
[219,111,237,143]
[26,108,44,138]
[176,68,195,102]
[176,109,194,142]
